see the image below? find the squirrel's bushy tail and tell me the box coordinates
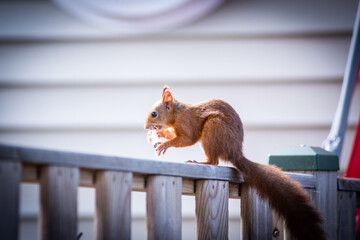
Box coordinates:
[234,156,326,240]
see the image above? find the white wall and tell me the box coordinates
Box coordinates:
[0,0,359,239]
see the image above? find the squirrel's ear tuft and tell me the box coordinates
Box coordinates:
[162,85,170,95]
[162,86,173,105]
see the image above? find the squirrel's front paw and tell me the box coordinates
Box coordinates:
[156,142,168,156]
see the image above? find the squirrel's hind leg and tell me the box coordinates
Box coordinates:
[199,117,229,166]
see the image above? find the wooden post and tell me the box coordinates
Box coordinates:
[95,171,132,240]
[0,161,21,240]
[306,171,338,239]
[39,166,79,240]
[337,191,356,240]
[146,175,182,240]
[241,184,272,240]
[272,171,339,239]
[271,188,317,240]
[195,180,229,240]
[269,145,339,240]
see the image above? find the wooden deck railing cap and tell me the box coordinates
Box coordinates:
[0,144,244,182]
[0,144,320,188]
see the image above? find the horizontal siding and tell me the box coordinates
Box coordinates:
[0,127,356,169]
[0,37,351,85]
[1,83,359,129]
[0,0,357,39]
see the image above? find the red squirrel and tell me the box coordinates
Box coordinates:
[144,86,325,240]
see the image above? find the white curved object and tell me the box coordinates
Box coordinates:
[51,0,226,33]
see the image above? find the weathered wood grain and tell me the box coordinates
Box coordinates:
[79,168,95,187]
[3,144,317,189]
[182,178,195,195]
[146,176,182,240]
[241,184,273,240]
[21,163,311,201]
[337,178,360,192]
[20,164,243,199]
[21,163,39,183]
[286,172,317,189]
[132,173,146,191]
[229,182,241,199]
[0,144,243,182]
[0,161,21,240]
[95,171,132,240]
[272,211,285,240]
[337,191,356,240]
[39,166,79,240]
[305,188,318,208]
[195,180,229,240]
[271,188,317,240]
[302,171,337,240]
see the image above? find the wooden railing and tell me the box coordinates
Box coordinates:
[0,144,359,240]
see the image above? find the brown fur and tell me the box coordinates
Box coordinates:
[145,86,326,240]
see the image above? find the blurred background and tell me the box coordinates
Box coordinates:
[0,0,359,239]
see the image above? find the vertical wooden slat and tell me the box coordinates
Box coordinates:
[146,175,182,240]
[303,171,337,240]
[95,171,132,240]
[39,166,79,240]
[271,187,320,240]
[273,188,318,240]
[272,211,285,240]
[241,184,272,240]
[337,191,356,240]
[195,180,229,240]
[317,172,337,240]
[306,188,318,208]
[0,161,21,240]
[271,188,317,240]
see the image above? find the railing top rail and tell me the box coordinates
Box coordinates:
[338,178,360,192]
[0,144,243,182]
[0,144,317,188]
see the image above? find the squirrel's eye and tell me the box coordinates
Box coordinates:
[151,112,158,118]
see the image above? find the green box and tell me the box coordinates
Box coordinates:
[268,145,339,171]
